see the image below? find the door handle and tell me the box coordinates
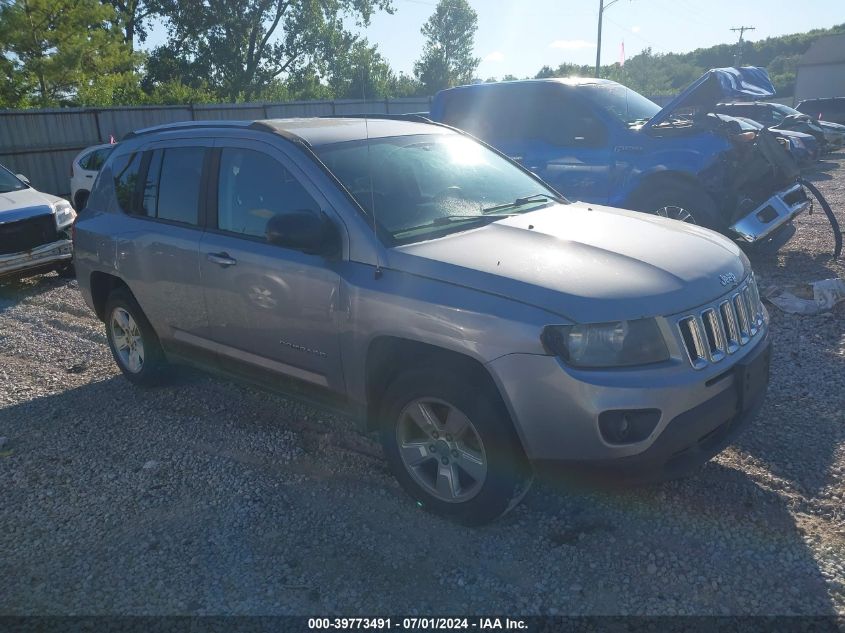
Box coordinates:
[85,174,94,178]
[207,252,237,267]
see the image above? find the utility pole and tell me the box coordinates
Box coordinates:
[730,26,755,66]
[595,0,621,77]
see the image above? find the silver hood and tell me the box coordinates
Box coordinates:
[390,203,750,323]
[0,186,64,223]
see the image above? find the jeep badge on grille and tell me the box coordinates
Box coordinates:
[719,272,738,286]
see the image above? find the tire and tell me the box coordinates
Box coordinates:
[379,368,531,525]
[104,287,167,385]
[631,182,723,232]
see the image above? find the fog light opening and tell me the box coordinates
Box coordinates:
[598,409,661,445]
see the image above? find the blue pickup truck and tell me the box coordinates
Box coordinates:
[429,67,809,250]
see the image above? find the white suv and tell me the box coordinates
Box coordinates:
[70,143,115,211]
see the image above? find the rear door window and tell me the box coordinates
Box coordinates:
[440,89,528,144]
[142,147,206,225]
[81,147,113,171]
[526,94,607,147]
[826,100,845,117]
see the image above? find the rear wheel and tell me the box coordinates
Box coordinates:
[104,288,167,385]
[380,368,531,525]
[631,182,723,231]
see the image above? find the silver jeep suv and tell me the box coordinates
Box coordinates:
[74,118,770,524]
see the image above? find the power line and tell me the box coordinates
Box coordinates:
[602,14,666,54]
[595,0,623,76]
[730,25,755,66]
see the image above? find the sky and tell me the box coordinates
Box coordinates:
[142,0,845,80]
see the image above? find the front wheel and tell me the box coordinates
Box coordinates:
[380,369,531,525]
[631,182,723,231]
[104,288,168,385]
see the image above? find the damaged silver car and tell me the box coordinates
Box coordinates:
[0,164,76,280]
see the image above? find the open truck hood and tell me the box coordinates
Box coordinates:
[643,67,776,130]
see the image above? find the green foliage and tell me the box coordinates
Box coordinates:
[389,72,424,98]
[106,0,156,49]
[144,79,218,105]
[0,0,138,107]
[328,39,394,99]
[286,65,335,101]
[414,0,479,94]
[1,2,842,110]
[147,0,393,102]
[0,54,30,109]
[539,23,845,98]
[77,71,146,106]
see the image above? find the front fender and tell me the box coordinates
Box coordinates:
[338,263,561,405]
[611,132,734,208]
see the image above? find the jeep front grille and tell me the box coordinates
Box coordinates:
[677,276,764,369]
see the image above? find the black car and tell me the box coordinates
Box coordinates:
[796,97,845,125]
[715,102,829,151]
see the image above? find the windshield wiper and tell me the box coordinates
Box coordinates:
[394,213,516,237]
[480,193,563,215]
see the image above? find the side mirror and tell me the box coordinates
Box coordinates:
[16,174,30,185]
[265,210,337,255]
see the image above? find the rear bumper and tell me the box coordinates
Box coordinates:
[0,239,73,278]
[533,333,770,484]
[729,183,809,244]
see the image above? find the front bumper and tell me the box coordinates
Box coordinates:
[534,333,770,483]
[729,183,810,244]
[487,327,770,474]
[0,239,73,278]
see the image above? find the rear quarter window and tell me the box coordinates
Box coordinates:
[79,148,113,171]
[111,152,143,215]
[82,151,135,213]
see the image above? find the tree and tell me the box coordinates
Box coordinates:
[144,79,218,105]
[328,39,397,99]
[0,54,30,108]
[149,0,393,102]
[0,0,138,107]
[413,0,479,94]
[106,0,156,50]
[388,72,424,98]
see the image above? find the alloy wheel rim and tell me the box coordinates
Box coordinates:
[110,307,144,373]
[395,398,487,503]
[655,205,696,224]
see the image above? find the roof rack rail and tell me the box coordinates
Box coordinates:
[122,120,254,140]
[320,113,433,123]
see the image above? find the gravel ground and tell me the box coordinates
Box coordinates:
[1,157,844,617]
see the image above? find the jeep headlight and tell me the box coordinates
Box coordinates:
[53,200,76,230]
[541,319,669,368]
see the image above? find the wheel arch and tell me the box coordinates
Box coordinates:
[625,169,709,208]
[89,271,131,321]
[73,189,90,211]
[363,336,516,437]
